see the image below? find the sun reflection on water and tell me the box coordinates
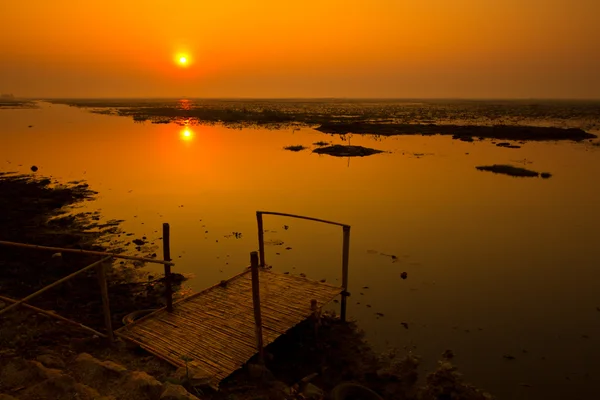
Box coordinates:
[180,127,194,141]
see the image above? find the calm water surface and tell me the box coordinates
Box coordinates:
[2,102,600,399]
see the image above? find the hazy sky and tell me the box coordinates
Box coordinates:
[1,0,599,98]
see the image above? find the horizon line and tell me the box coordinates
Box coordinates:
[20,96,600,101]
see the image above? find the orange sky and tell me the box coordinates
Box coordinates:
[1,0,599,98]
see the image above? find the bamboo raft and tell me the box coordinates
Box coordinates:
[115,266,344,389]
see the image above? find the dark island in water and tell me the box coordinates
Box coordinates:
[317,123,596,142]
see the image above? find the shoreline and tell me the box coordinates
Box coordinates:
[44,99,599,141]
[0,172,494,399]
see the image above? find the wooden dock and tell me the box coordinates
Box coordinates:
[116,265,343,389]
[0,211,351,391]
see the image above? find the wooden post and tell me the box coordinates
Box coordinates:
[96,259,114,343]
[256,212,266,268]
[340,225,351,322]
[311,299,319,344]
[250,251,265,364]
[163,223,173,312]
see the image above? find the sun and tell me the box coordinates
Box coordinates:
[175,53,191,67]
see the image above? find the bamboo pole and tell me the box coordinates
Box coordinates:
[250,251,265,364]
[96,259,114,343]
[0,240,175,266]
[256,211,349,228]
[163,223,173,312]
[0,295,107,338]
[0,256,113,316]
[311,299,319,343]
[340,225,351,322]
[256,212,265,268]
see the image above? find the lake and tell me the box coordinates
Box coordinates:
[2,100,600,399]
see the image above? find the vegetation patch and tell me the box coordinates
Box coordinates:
[475,164,552,178]
[313,145,384,157]
[284,145,308,152]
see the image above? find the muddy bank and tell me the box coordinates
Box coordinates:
[0,173,494,399]
[0,173,180,346]
[313,144,384,157]
[475,165,552,178]
[284,145,308,152]
[0,99,37,109]
[317,123,596,141]
[1,313,493,400]
[47,99,600,137]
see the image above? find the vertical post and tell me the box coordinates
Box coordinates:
[96,259,114,343]
[256,212,266,268]
[163,223,173,312]
[311,299,319,344]
[250,251,265,364]
[340,225,351,322]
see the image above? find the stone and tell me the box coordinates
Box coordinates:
[303,383,324,399]
[74,353,129,390]
[20,372,101,400]
[247,363,274,381]
[268,380,291,399]
[27,360,64,380]
[172,366,212,387]
[160,382,201,400]
[36,353,66,369]
[123,370,164,399]
[75,353,128,379]
[0,359,37,389]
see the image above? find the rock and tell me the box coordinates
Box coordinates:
[1,359,68,390]
[0,359,37,389]
[160,382,201,400]
[36,353,66,369]
[400,272,408,279]
[268,380,291,399]
[124,370,164,399]
[442,349,455,359]
[20,373,101,400]
[74,353,128,384]
[172,366,212,387]
[247,363,274,381]
[303,383,324,399]
[30,165,38,172]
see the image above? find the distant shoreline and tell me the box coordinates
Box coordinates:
[39,98,599,141]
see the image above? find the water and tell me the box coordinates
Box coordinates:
[2,100,600,399]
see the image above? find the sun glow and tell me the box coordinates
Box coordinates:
[175,53,191,67]
[180,127,194,141]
